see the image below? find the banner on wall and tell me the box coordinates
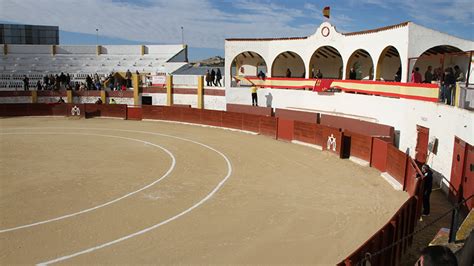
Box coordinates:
[152,75,166,86]
[235,75,440,102]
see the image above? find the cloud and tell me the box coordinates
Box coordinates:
[354,0,474,26]
[0,0,323,49]
[0,0,471,50]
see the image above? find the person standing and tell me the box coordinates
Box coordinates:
[444,67,456,105]
[125,69,132,88]
[36,80,42,91]
[411,67,422,83]
[454,65,465,82]
[424,66,433,83]
[421,164,433,216]
[349,67,357,80]
[210,69,216,86]
[22,75,29,91]
[316,69,323,79]
[251,85,258,106]
[394,67,402,82]
[205,70,211,86]
[215,68,222,87]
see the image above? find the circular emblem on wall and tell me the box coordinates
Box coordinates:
[321,26,330,37]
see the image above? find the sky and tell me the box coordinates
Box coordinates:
[1,0,473,61]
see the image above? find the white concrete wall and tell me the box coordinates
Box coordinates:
[8,45,51,54]
[408,23,474,59]
[226,87,474,183]
[101,45,141,55]
[72,96,98,104]
[56,46,97,54]
[204,96,226,110]
[0,97,30,103]
[37,97,66,103]
[107,97,134,105]
[173,94,198,108]
[142,93,167,106]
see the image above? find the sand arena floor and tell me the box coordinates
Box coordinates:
[0,117,407,265]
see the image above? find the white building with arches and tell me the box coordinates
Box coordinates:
[224,22,474,184]
[225,21,473,87]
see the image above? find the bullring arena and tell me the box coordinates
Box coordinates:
[1,116,407,264]
[1,20,473,266]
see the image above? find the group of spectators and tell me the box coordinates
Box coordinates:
[205,68,223,86]
[410,65,465,105]
[22,69,137,92]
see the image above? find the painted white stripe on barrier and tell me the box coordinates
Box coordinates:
[0,132,176,233]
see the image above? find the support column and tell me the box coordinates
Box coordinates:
[197,75,204,109]
[166,75,173,106]
[67,90,73,103]
[141,45,145,56]
[100,90,106,104]
[133,73,140,105]
[31,91,37,103]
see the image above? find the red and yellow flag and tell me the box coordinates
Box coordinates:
[323,6,330,18]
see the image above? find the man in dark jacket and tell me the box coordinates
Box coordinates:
[421,164,433,216]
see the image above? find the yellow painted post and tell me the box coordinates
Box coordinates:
[51,45,56,55]
[197,75,204,109]
[455,83,461,107]
[67,90,73,103]
[3,44,7,55]
[31,91,37,103]
[141,45,145,56]
[166,75,173,106]
[97,45,101,55]
[133,73,140,105]
[100,90,106,103]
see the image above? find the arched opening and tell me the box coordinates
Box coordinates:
[230,51,267,87]
[271,51,305,78]
[309,46,343,79]
[346,49,374,80]
[376,46,401,81]
[411,45,467,83]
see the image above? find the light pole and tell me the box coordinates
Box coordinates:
[181,26,184,45]
[96,28,99,45]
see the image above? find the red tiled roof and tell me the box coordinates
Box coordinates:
[226,21,411,42]
[343,21,410,36]
[226,36,308,42]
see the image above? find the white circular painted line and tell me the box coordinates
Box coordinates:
[0,132,176,234]
[28,127,233,266]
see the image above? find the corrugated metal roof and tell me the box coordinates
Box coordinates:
[171,64,225,75]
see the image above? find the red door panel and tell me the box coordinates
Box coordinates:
[415,125,429,164]
[450,137,467,198]
[463,145,474,210]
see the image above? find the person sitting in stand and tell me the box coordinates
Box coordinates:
[95,98,103,104]
[257,70,266,80]
[110,99,116,104]
[36,80,42,91]
[57,97,65,103]
[285,68,292,78]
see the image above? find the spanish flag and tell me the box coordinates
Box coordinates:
[323,6,330,18]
